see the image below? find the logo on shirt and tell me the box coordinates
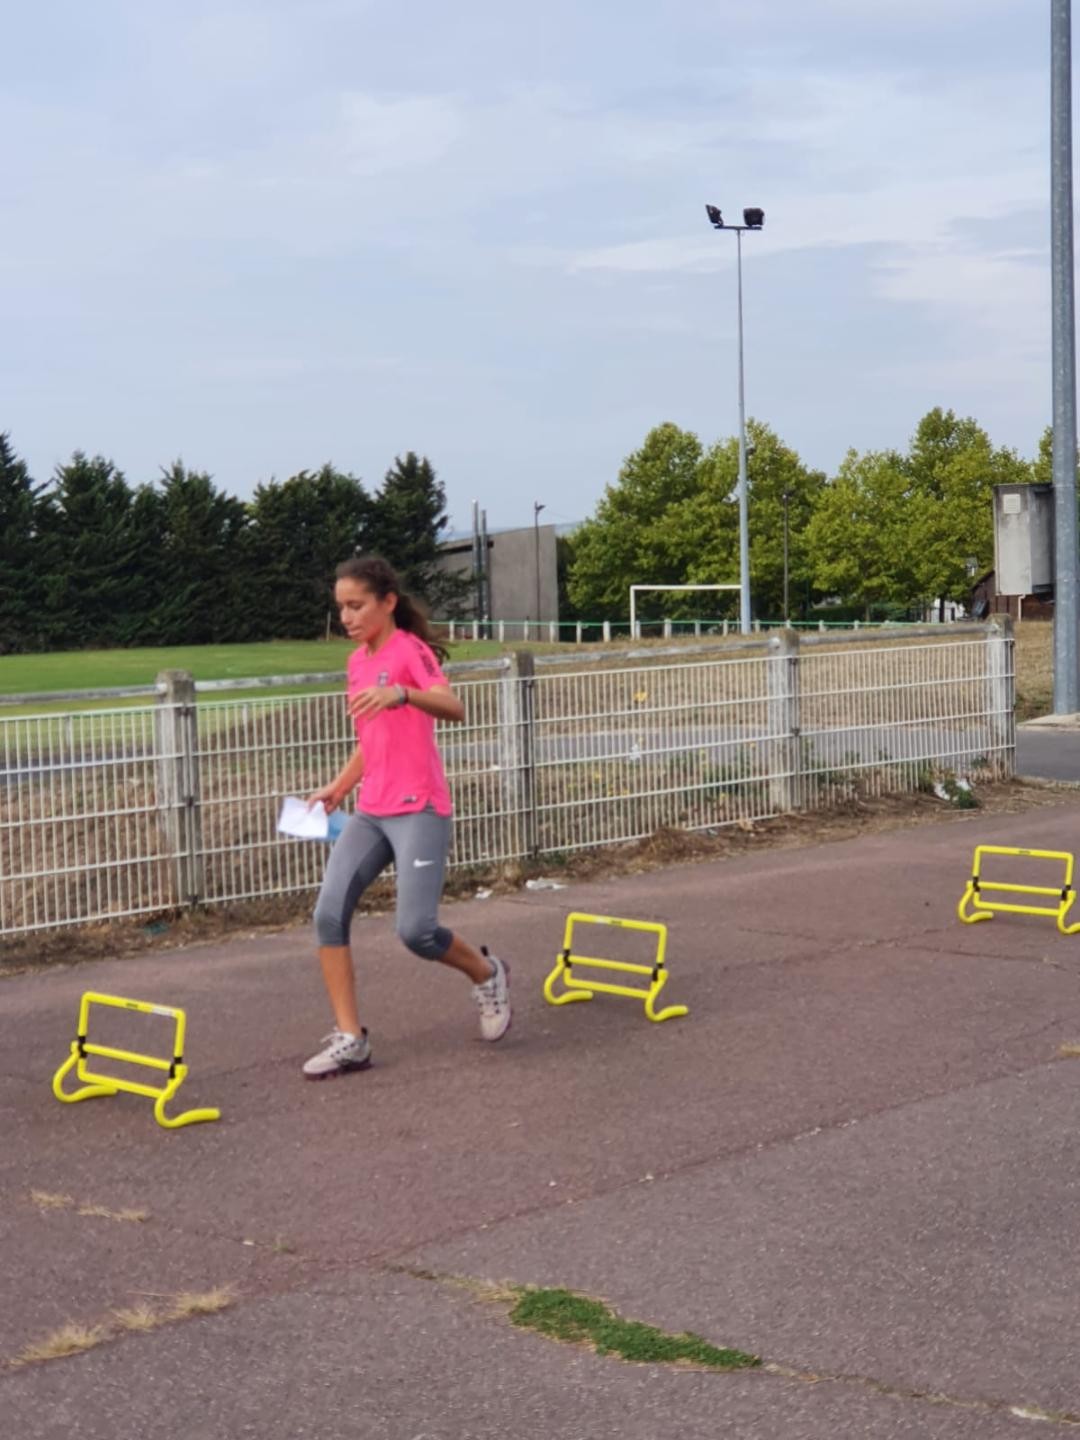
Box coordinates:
[377,671,389,687]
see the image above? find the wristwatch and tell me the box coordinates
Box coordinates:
[397,686,409,707]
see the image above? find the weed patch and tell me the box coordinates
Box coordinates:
[509,1287,760,1371]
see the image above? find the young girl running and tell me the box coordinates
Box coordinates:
[302,555,511,1079]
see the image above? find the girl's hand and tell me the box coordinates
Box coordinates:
[306,783,343,813]
[348,685,404,721]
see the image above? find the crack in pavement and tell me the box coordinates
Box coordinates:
[392,1265,1080,1430]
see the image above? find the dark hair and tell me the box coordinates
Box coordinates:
[334,554,449,663]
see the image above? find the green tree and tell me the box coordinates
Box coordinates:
[38,453,141,648]
[805,449,914,618]
[144,462,250,644]
[568,419,821,624]
[0,434,48,653]
[668,421,825,620]
[903,409,1030,612]
[245,465,373,639]
[367,452,470,615]
[568,423,705,618]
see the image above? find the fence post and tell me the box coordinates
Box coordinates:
[155,671,204,908]
[575,622,583,644]
[766,630,801,813]
[603,620,611,643]
[987,616,1015,775]
[497,651,538,857]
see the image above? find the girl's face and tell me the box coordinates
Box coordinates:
[335,578,397,647]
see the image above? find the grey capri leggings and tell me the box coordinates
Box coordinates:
[313,807,453,958]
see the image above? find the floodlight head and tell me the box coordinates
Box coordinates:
[743,207,765,229]
[705,204,724,229]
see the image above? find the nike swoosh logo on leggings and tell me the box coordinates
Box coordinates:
[413,859,435,868]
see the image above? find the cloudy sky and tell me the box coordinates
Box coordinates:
[0,1,1059,530]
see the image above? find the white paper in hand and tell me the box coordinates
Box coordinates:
[277,796,329,840]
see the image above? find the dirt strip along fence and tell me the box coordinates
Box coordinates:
[0,623,1014,938]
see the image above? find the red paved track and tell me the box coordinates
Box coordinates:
[5,801,1080,1437]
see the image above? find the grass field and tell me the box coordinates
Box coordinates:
[0,638,507,699]
[0,623,1051,718]
[1014,621,1051,720]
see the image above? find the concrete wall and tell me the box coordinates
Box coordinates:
[436,524,559,623]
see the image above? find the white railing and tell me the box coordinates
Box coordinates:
[0,626,1014,937]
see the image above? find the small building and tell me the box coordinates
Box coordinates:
[436,522,559,630]
[969,570,1053,622]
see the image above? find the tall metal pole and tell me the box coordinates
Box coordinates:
[533,501,545,632]
[782,490,790,624]
[1052,0,1080,712]
[480,508,490,636]
[736,229,751,634]
[471,499,483,625]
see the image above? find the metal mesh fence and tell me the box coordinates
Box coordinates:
[0,630,1013,937]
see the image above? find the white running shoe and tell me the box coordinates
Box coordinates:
[473,949,512,1042]
[302,1028,372,1080]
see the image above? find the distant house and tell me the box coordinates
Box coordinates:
[969,570,1052,622]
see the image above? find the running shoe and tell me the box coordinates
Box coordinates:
[302,1028,372,1080]
[473,949,512,1042]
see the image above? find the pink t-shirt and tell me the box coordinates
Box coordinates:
[346,628,453,817]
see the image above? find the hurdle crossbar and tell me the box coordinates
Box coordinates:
[957,845,1080,935]
[52,991,221,1129]
[543,912,688,1023]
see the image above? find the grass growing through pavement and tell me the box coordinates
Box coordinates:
[7,1288,236,1369]
[509,1287,760,1371]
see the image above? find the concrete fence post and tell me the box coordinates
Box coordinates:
[602,620,611,642]
[987,616,1016,776]
[155,670,204,908]
[766,630,801,813]
[575,622,583,644]
[497,651,539,857]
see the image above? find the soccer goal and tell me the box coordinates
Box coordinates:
[628,584,741,638]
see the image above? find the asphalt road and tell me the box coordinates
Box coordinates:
[1015,725,1080,781]
[8,800,1080,1437]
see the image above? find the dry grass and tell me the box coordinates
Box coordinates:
[76,1204,150,1224]
[109,1304,160,1333]
[29,1190,148,1223]
[11,1323,109,1367]
[7,1287,237,1370]
[170,1286,235,1319]
[29,1190,74,1210]
[1015,621,1052,720]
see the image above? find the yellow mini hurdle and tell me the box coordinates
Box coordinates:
[543,913,688,1023]
[957,845,1080,935]
[52,992,221,1130]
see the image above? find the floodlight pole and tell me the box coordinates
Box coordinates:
[1052,0,1080,712]
[735,229,751,635]
[707,207,761,636]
